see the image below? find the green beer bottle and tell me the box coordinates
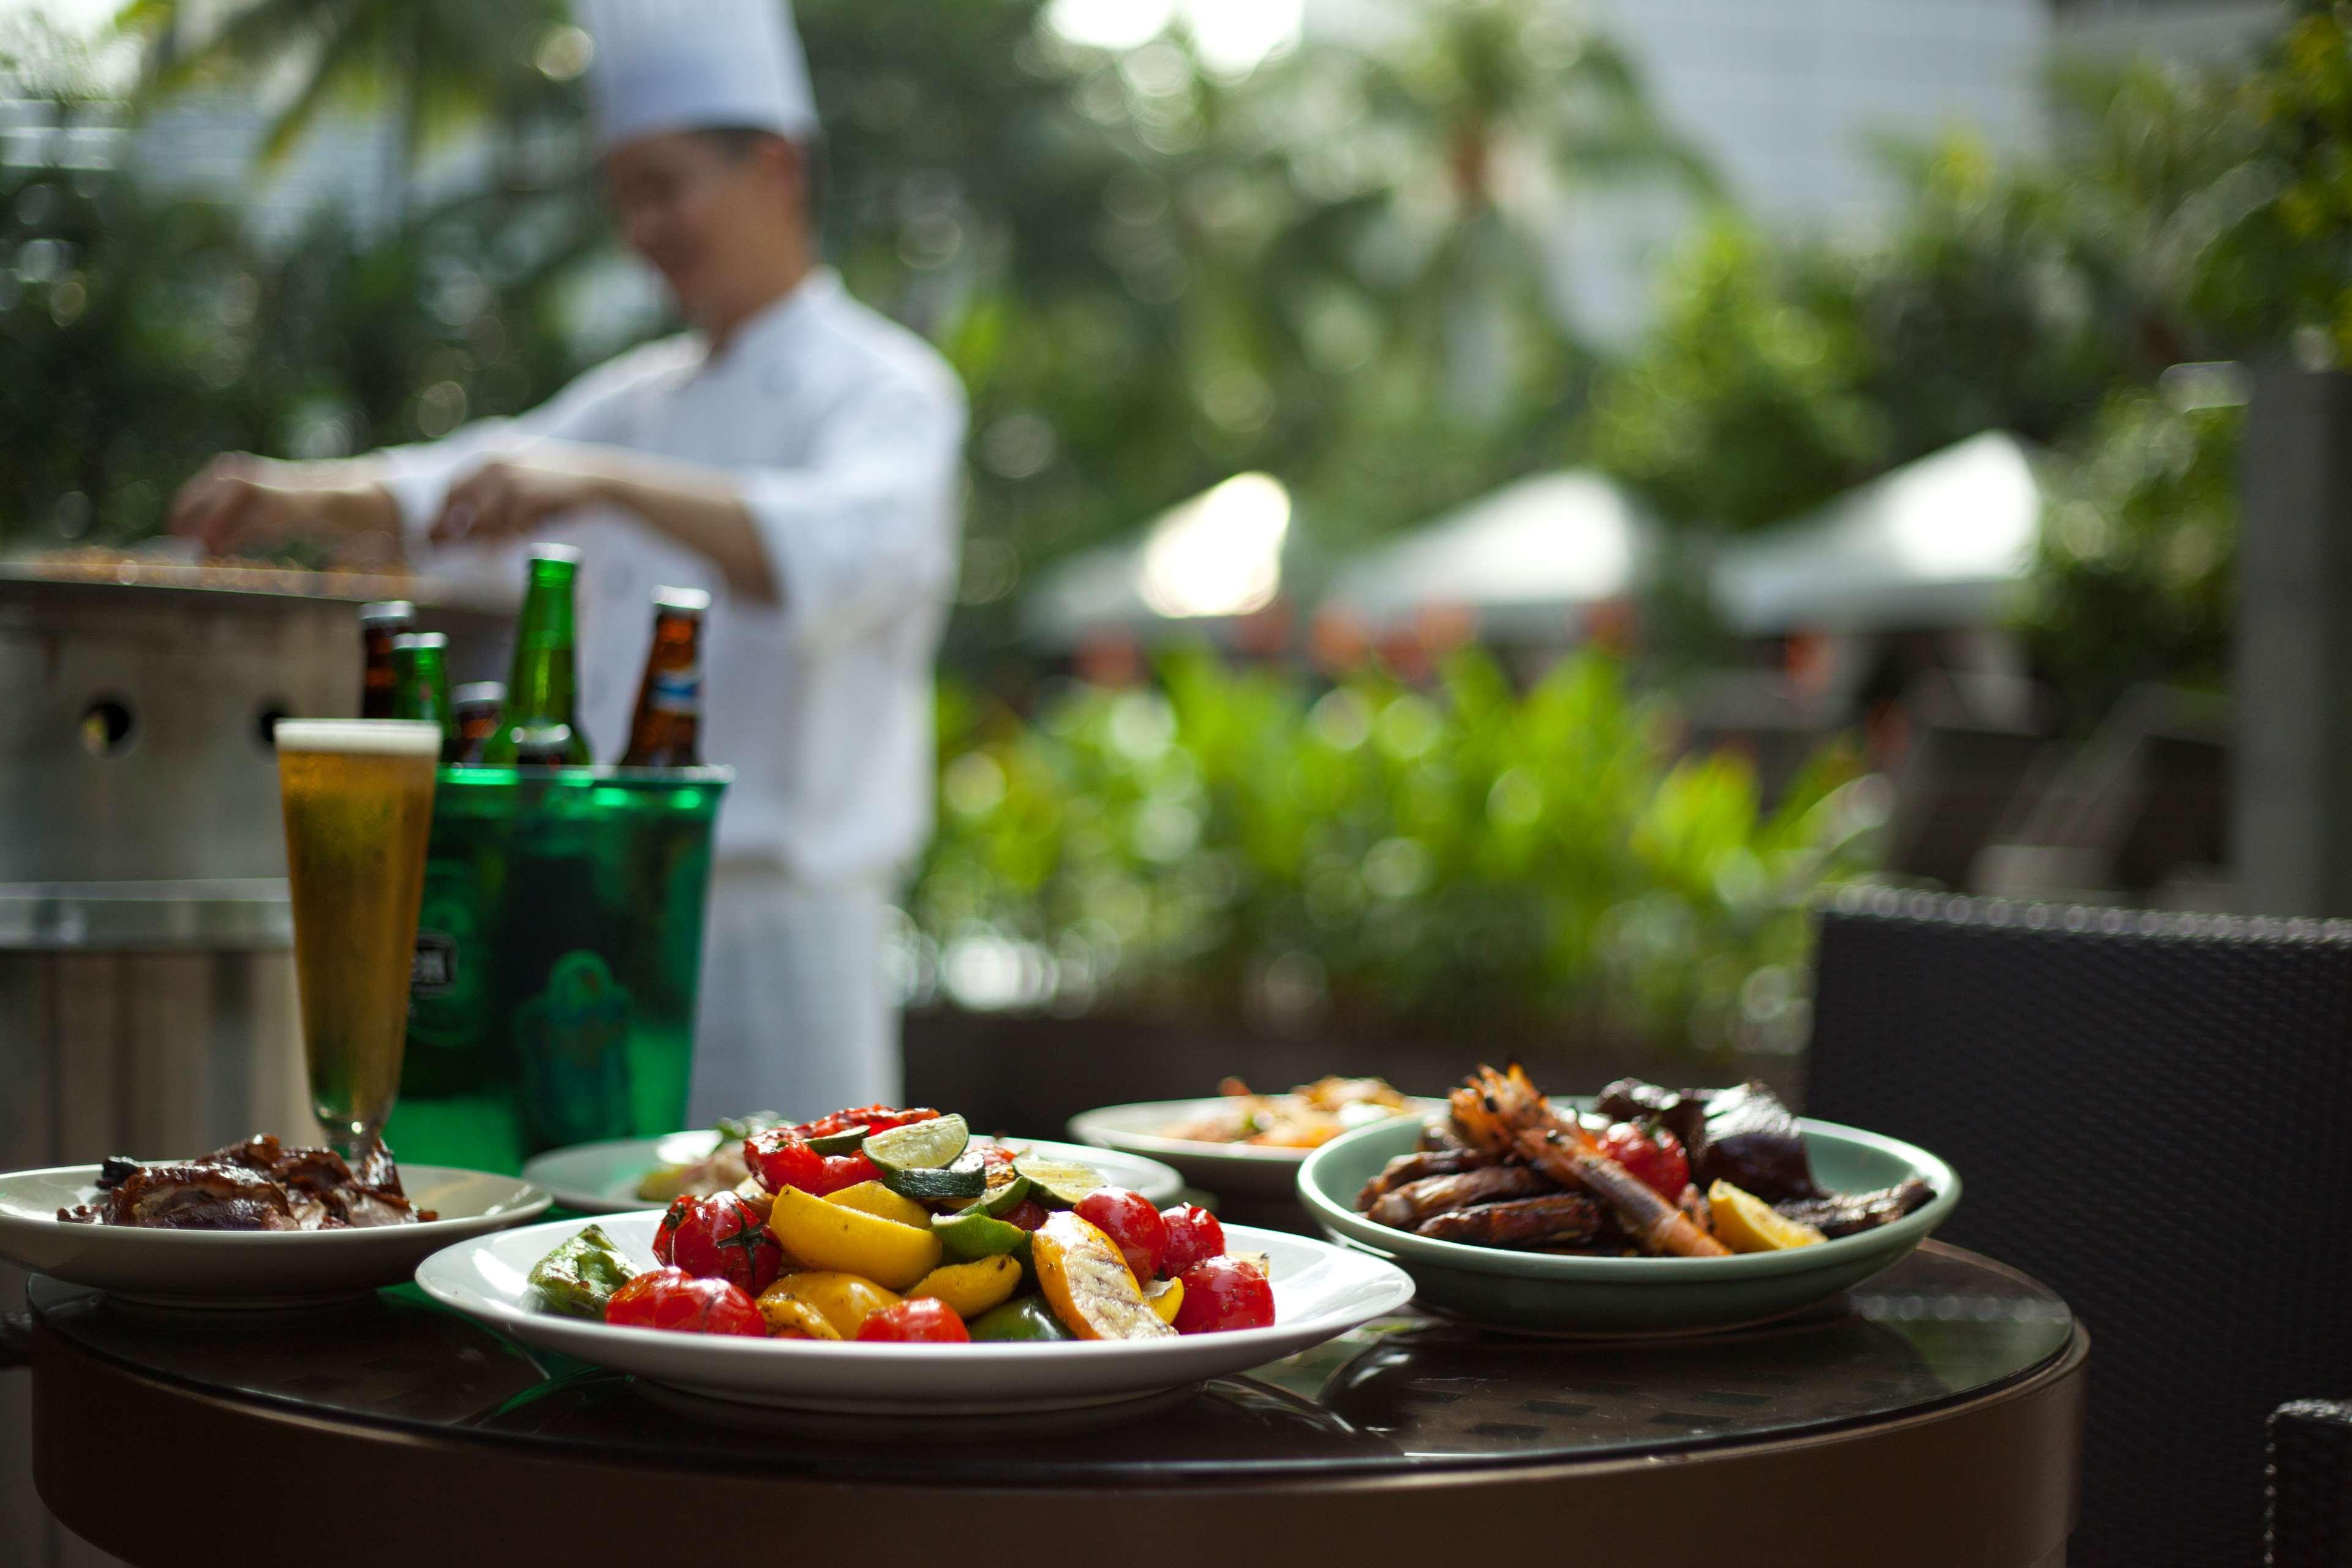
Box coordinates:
[482,545,593,766]
[390,631,461,763]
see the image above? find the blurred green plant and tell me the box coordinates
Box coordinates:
[2019,387,2241,717]
[912,650,1882,1054]
[0,157,601,549]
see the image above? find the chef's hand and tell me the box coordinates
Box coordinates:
[430,452,609,545]
[170,453,399,557]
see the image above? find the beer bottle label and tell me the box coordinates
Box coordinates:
[649,662,700,715]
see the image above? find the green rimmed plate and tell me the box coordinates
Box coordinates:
[1296,1110,1959,1335]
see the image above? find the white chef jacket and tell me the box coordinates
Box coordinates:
[374,267,968,886]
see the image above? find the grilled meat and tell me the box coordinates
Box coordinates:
[1415,1117,1471,1155]
[55,1134,431,1229]
[1414,1194,1605,1249]
[62,1163,303,1230]
[1773,1178,1933,1238]
[1366,1164,1555,1230]
[1354,1147,1501,1208]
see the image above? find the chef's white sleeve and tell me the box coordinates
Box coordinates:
[737,372,968,652]
[370,341,685,554]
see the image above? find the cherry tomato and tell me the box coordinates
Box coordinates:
[1597,1121,1689,1201]
[668,1193,781,1295]
[978,1142,1018,1169]
[745,1131,882,1196]
[1158,1204,1225,1278]
[1171,1256,1275,1334]
[1074,1186,1167,1281]
[652,1194,695,1265]
[1001,1199,1049,1232]
[855,1297,971,1343]
[603,1268,766,1336]
[790,1104,940,1140]
[745,1129,821,1194]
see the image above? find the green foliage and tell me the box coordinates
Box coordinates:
[2193,9,2352,363]
[1577,218,1883,532]
[0,155,601,550]
[915,650,1880,1052]
[2020,389,2240,717]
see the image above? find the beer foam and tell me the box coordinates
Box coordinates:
[273,719,445,755]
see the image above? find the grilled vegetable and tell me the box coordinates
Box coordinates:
[766,1185,942,1290]
[760,1270,902,1336]
[527,1223,635,1318]
[1012,1155,1103,1207]
[1032,1212,1175,1341]
[968,1295,1073,1342]
[826,1180,932,1230]
[878,1147,989,1202]
[908,1254,1023,1319]
[753,1282,844,1339]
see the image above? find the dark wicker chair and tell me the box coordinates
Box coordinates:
[1803,889,2352,1568]
[2269,1399,2352,1566]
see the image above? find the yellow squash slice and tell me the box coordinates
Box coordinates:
[1032,1212,1176,1341]
[767,1185,942,1290]
[826,1180,932,1231]
[907,1254,1023,1321]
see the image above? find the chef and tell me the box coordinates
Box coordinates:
[169,0,968,1122]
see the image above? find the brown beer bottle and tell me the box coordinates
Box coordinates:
[451,682,505,765]
[358,600,415,718]
[617,587,709,767]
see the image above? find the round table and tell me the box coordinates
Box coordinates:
[28,1240,2083,1567]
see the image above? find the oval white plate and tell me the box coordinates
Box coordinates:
[0,1164,550,1308]
[526,1133,1185,1213]
[415,1211,1415,1415]
[1068,1098,1446,1202]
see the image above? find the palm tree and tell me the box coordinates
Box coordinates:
[1362,0,1719,420]
[115,0,574,215]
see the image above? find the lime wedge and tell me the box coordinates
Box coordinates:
[864,1113,969,1172]
[1012,1153,1104,1207]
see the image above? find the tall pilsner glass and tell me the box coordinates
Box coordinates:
[274,719,442,1154]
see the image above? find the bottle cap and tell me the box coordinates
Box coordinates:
[391,631,448,652]
[359,600,416,627]
[653,586,712,616]
[526,543,585,567]
[453,682,506,707]
[513,723,577,764]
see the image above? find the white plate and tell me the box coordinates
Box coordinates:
[1068,1098,1447,1201]
[0,1164,551,1308]
[525,1133,1185,1214]
[414,1211,1415,1415]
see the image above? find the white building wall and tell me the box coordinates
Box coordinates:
[1557,0,2052,341]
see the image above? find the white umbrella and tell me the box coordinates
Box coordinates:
[1019,473,1292,648]
[1323,470,1655,637]
[1711,431,2042,636]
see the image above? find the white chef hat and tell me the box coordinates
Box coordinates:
[579,0,820,153]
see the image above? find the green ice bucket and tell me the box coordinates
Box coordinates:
[384,764,731,1173]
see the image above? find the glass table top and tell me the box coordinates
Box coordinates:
[29,1242,2074,1482]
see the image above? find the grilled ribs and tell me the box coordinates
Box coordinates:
[1414,1194,1605,1249]
[1366,1164,1556,1230]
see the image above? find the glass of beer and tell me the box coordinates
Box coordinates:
[274,719,442,1155]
